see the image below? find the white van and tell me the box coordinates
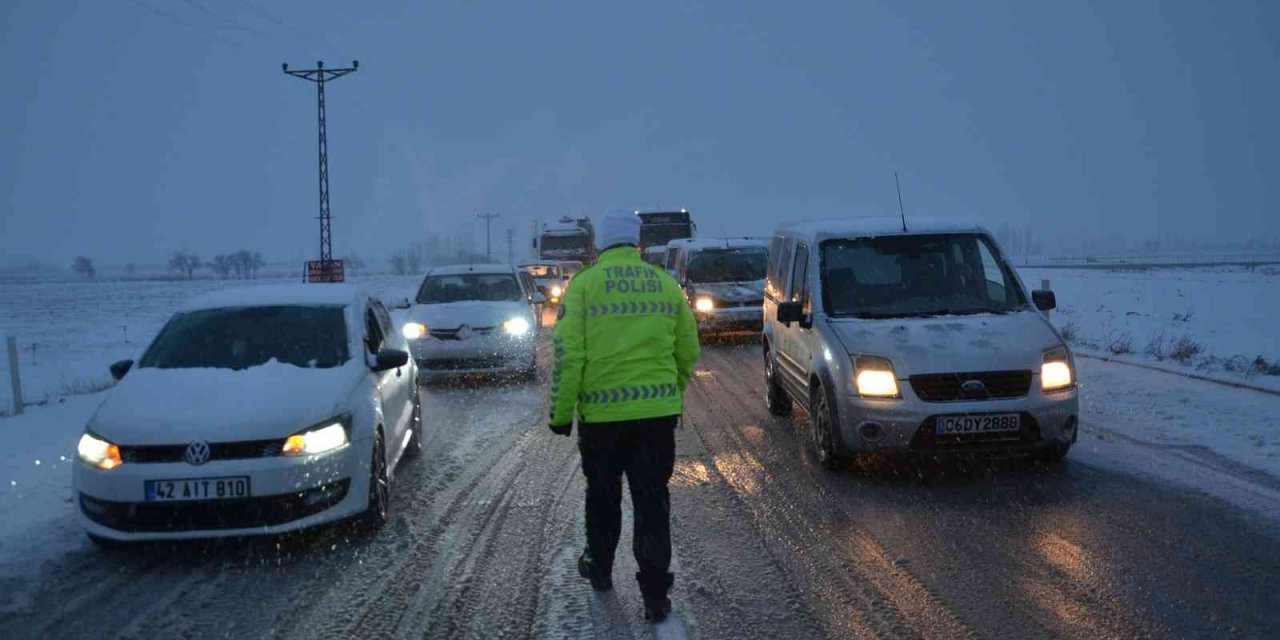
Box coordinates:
[761,218,1078,468]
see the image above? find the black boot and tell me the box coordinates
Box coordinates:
[637,571,674,622]
[578,550,613,591]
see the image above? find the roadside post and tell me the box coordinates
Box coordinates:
[6,336,22,415]
[1041,279,1051,320]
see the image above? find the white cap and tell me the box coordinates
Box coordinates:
[594,212,641,251]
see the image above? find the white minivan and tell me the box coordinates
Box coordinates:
[761,218,1078,468]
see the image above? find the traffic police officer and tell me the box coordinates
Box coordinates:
[548,212,700,622]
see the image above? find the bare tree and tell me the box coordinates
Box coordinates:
[210,254,232,279]
[168,251,202,280]
[389,251,408,275]
[343,253,366,277]
[406,245,424,274]
[71,256,96,280]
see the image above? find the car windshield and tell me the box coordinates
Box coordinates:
[686,248,768,283]
[640,224,694,247]
[821,234,1027,318]
[522,264,561,278]
[559,261,584,276]
[138,306,349,370]
[540,234,587,251]
[417,273,523,303]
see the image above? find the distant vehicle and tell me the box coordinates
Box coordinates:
[668,237,769,334]
[557,260,585,279]
[74,284,420,544]
[536,217,596,265]
[402,264,541,380]
[762,218,1078,468]
[519,260,569,304]
[642,245,668,267]
[637,210,696,251]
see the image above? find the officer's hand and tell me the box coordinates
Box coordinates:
[549,422,572,437]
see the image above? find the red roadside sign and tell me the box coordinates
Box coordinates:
[306,259,345,283]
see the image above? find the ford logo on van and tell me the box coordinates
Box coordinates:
[961,379,987,395]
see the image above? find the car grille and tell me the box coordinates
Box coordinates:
[909,413,1042,451]
[119,439,285,464]
[713,299,763,309]
[79,479,350,533]
[428,327,496,340]
[908,370,1032,402]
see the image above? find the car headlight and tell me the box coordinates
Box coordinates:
[282,416,350,456]
[402,322,427,340]
[78,432,123,470]
[694,296,714,313]
[503,316,531,336]
[550,285,563,298]
[1042,347,1074,391]
[853,356,900,398]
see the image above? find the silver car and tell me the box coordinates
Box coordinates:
[667,237,769,334]
[762,218,1078,468]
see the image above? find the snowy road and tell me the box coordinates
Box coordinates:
[4,336,1280,638]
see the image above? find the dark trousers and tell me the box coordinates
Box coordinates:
[578,415,677,598]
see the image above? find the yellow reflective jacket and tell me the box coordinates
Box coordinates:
[550,246,700,425]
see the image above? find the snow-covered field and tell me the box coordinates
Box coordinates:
[0,275,423,413]
[1022,265,1280,391]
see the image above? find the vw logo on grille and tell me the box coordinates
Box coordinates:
[184,440,211,465]
[961,379,987,395]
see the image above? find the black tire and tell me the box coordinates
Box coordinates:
[404,390,422,459]
[360,431,390,531]
[810,384,841,470]
[1040,442,1071,464]
[764,350,793,416]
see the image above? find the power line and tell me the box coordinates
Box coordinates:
[233,0,348,60]
[478,213,500,261]
[178,0,272,40]
[127,0,248,50]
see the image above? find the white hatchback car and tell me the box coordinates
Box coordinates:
[74,284,421,543]
[401,264,541,380]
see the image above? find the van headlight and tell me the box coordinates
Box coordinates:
[694,296,715,313]
[503,316,531,336]
[1042,347,1075,391]
[550,285,563,299]
[282,416,351,456]
[853,356,900,398]
[402,322,427,340]
[78,432,123,470]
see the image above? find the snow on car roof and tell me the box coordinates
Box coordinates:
[670,237,768,251]
[426,263,518,276]
[180,284,367,312]
[777,216,987,240]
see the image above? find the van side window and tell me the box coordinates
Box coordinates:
[790,243,810,304]
[976,240,1011,303]
[768,239,793,300]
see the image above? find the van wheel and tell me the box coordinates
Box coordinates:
[810,385,840,470]
[360,431,390,531]
[765,352,793,416]
[1040,442,1071,464]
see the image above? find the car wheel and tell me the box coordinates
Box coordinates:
[404,390,423,459]
[360,431,390,531]
[518,351,538,382]
[811,385,840,470]
[1040,442,1071,464]
[765,350,793,416]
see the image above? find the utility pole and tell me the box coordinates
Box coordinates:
[283,59,358,281]
[506,228,514,264]
[477,212,500,260]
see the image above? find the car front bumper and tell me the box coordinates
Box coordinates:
[696,306,763,332]
[409,334,536,377]
[832,386,1079,456]
[73,438,372,541]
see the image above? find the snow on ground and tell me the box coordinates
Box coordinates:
[1022,265,1280,390]
[0,275,423,413]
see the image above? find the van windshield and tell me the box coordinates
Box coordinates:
[687,248,768,283]
[820,234,1027,318]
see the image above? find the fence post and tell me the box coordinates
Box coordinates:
[1041,279,1051,320]
[6,336,22,415]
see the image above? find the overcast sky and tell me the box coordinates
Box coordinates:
[2,0,1277,266]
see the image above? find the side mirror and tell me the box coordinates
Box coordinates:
[533,292,548,304]
[373,348,409,372]
[109,359,133,381]
[1032,290,1057,311]
[391,297,411,310]
[776,301,803,326]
